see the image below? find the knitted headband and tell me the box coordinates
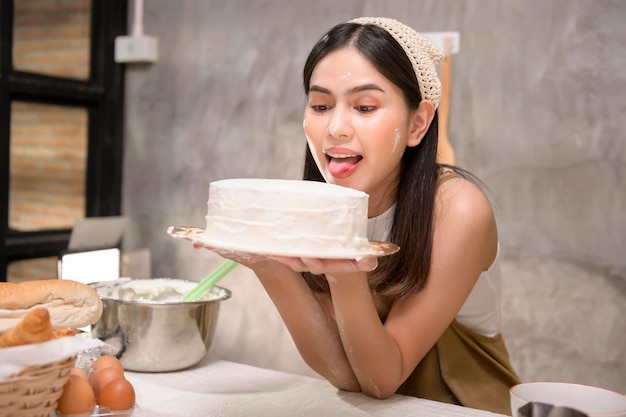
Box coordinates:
[349,17,445,109]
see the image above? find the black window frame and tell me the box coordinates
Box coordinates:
[0,0,128,281]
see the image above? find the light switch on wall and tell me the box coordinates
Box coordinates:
[115,35,158,64]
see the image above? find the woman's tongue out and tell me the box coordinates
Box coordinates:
[328,155,362,179]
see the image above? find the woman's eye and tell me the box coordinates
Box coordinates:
[357,105,376,113]
[310,105,330,112]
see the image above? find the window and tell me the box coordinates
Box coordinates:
[13,0,92,80]
[0,0,128,281]
[10,102,88,232]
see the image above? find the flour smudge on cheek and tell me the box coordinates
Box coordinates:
[392,128,401,154]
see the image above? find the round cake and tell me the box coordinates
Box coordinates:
[202,178,371,257]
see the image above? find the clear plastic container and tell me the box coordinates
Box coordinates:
[53,345,140,416]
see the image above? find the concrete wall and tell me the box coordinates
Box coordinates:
[122,0,625,393]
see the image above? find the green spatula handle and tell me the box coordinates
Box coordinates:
[183,259,238,302]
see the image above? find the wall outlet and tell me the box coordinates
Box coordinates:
[422,31,461,54]
[115,35,158,64]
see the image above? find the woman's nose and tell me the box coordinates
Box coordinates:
[327,107,352,139]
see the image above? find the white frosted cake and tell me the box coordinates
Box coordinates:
[203,178,371,257]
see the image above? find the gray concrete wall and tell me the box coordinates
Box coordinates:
[122,0,625,393]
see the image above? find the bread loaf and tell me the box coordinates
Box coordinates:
[0,279,103,330]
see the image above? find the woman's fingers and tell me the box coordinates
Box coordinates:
[267,255,378,274]
[299,258,327,275]
[267,255,309,271]
[355,256,378,272]
[192,246,378,274]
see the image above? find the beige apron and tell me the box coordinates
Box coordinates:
[374,294,521,415]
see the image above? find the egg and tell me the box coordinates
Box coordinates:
[89,355,124,386]
[57,374,96,415]
[69,366,89,380]
[92,354,124,372]
[93,366,125,398]
[98,378,136,411]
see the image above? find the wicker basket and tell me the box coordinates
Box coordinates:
[0,355,75,417]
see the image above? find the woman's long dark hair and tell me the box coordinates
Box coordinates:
[302,23,440,298]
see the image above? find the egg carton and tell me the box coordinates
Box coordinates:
[74,344,118,374]
[52,404,140,416]
[52,344,140,416]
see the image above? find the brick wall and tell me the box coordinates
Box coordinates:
[7,257,59,284]
[10,102,88,231]
[13,0,90,80]
[7,0,91,281]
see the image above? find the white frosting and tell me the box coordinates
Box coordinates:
[95,278,224,302]
[204,179,371,257]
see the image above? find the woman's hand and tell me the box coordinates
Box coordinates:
[193,243,377,277]
[266,255,378,276]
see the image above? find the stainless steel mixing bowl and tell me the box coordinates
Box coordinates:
[89,278,231,372]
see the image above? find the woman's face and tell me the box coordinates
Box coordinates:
[303,47,419,216]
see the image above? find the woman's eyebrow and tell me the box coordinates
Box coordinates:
[309,84,385,96]
[309,85,332,95]
[346,84,385,95]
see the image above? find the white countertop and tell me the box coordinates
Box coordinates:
[125,358,509,417]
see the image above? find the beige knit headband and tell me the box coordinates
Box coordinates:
[349,17,444,109]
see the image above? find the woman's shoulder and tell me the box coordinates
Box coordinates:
[435,169,494,223]
[433,168,498,268]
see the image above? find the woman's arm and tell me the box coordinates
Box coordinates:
[202,249,361,390]
[253,260,361,390]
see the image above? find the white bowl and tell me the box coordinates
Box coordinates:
[510,382,626,417]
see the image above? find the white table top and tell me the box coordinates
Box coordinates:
[125,358,509,417]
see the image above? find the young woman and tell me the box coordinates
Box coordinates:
[207,17,520,414]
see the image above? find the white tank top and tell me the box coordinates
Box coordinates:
[367,205,502,337]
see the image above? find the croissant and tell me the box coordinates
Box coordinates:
[51,327,76,339]
[0,308,53,348]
